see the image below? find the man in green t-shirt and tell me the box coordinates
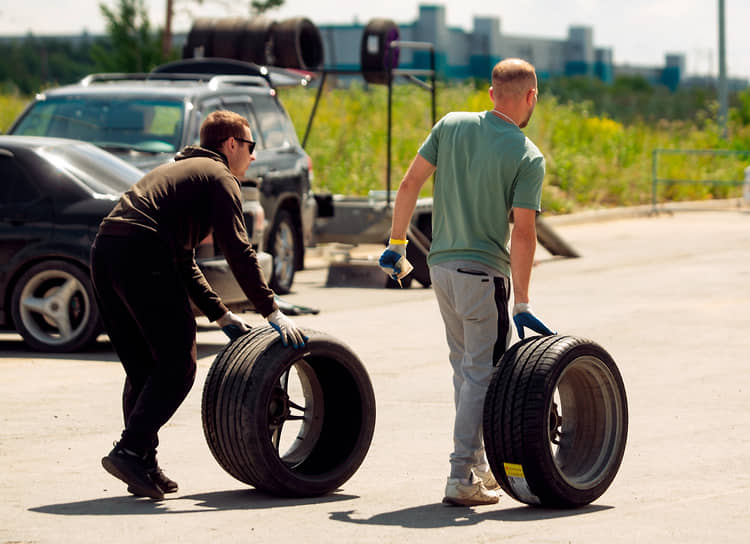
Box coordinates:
[380,58,554,506]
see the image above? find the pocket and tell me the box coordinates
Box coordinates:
[456,267,489,277]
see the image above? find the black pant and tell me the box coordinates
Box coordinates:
[91,232,197,455]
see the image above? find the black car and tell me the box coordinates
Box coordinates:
[0,135,271,352]
[9,59,317,293]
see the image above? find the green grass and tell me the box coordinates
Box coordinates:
[282,83,750,214]
[0,93,27,133]
[5,84,749,215]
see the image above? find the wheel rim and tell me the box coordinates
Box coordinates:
[268,359,325,467]
[17,269,90,346]
[548,355,626,490]
[272,220,295,290]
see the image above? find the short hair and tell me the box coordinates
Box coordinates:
[491,58,537,98]
[200,110,250,150]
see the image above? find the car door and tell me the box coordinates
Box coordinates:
[247,92,312,228]
[0,148,54,321]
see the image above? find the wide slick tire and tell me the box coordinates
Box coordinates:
[483,335,628,508]
[202,327,376,497]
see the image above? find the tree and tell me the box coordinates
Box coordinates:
[91,0,166,73]
[251,0,284,15]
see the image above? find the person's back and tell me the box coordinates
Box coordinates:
[421,110,544,276]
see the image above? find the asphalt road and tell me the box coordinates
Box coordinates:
[1,207,749,543]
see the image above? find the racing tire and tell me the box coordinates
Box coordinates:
[10,260,101,352]
[483,335,628,508]
[267,210,299,294]
[201,327,376,497]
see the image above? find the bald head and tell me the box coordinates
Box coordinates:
[491,58,537,99]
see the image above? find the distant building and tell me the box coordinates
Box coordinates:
[317,3,685,90]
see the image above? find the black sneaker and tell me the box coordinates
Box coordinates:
[101,443,164,500]
[127,451,178,496]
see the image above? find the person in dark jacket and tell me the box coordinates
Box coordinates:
[91,110,306,499]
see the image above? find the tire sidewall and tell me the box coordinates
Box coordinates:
[528,341,627,506]
[245,333,375,495]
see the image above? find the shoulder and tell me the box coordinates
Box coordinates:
[438,111,482,126]
[522,137,545,165]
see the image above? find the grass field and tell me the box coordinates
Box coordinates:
[4,85,749,214]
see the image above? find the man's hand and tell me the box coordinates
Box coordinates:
[512,303,555,339]
[217,311,252,341]
[378,239,414,286]
[267,309,307,348]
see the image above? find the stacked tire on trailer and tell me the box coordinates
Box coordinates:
[183,16,324,70]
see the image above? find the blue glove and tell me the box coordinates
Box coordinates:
[512,303,555,339]
[379,239,413,285]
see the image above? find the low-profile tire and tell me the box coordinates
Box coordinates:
[483,335,628,508]
[202,327,376,497]
[267,210,299,294]
[10,260,101,352]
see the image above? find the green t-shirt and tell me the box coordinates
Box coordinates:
[418,111,545,276]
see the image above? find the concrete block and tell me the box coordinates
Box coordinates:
[325,259,388,288]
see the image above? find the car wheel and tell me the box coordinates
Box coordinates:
[483,335,628,508]
[268,210,298,294]
[202,327,376,497]
[10,260,101,352]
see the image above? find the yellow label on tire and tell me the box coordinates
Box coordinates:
[504,463,525,478]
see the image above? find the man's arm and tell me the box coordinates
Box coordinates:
[388,154,436,239]
[509,207,537,304]
[510,207,555,338]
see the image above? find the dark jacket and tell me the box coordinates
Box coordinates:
[98,146,277,319]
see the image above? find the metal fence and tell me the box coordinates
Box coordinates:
[651,148,750,212]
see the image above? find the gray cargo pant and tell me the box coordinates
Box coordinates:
[430,261,511,480]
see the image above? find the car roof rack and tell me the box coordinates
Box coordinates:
[151,58,313,89]
[78,71,272,90]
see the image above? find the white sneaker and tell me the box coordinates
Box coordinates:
[442,477,499,506]
[474,468,500,491]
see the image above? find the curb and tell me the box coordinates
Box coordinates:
[542,198,748,226]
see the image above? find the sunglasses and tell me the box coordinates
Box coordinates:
[235,137,256,154]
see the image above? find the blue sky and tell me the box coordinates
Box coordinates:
[1,0,748,80]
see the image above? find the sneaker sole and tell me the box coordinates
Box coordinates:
[128,484,178,496]
[101,456,164,500]
[442,495,499,507]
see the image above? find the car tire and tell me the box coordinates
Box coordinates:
[10,260,101,352]
[201,327,376,497]
[268,210,299,294]
[483,335,628,508]
[360,18,400,85]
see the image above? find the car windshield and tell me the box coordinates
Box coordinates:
[13,97,185,154]
[37,142,143,195]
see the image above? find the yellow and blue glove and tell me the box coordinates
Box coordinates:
[378,238,414,286]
